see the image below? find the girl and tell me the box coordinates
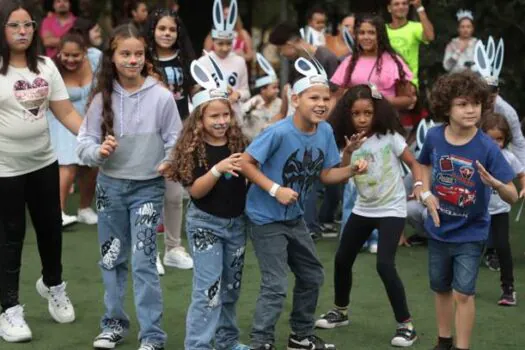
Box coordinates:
[49,30,100,226]
[0,0,82,343]
[77,24,181,350]
[169,55,249,350]
[144,8,195,271]
[481,113,525,306]
[317,85,422,348]
[443,10,477,73]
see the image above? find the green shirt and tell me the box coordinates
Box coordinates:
[386,21,427,87]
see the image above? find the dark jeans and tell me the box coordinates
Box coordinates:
[0,162,63,312]
[334,214,411,322]
[490,213,514,287]
[304,182,341,233]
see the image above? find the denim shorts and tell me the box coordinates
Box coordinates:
[428,239,484,296]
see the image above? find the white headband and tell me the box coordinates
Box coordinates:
[456,9,473,22]
[211,0,238,41]
[254,53,278,88]
[191,51,229,108]
[292,54,328,94]
[474,36,504,87]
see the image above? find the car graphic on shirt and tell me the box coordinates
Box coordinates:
[435,184,476,208]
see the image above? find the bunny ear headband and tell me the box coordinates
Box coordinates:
[300,27,315,45]
[456,9,473,22]
[191,51,229,108]
[292,50,329,94]
[255,53,278,88]
[211,0,238,41]
[474,36,504,87]
[342,26,355,52]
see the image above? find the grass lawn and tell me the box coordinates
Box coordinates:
[4,199,525,350]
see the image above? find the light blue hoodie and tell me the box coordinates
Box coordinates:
[77,76,181,180]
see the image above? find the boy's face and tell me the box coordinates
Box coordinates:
[261,82,280,101]
[449,97,482,129]
[309,12,327,32]
[292,85,331,124]
[388,0,409,20]
[214,39,232,59]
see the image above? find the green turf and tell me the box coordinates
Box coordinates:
[4,202,525,350]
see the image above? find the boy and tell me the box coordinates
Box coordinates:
[240,58,367,350]
[305,5,327,46]
[419,71,518,350]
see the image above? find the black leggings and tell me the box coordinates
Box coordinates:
[489,213,514,287]
[334,214,411,322]
[0,162,63,312]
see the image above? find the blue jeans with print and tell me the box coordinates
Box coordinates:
[185,202,247,350]
[96,173,166,346]
[341,182,378,246]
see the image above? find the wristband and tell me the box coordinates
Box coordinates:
[413,181,423,188]
[420,191,432,203]
[416,6,425,13]
[269,183,280,197]
[211,166,222,178]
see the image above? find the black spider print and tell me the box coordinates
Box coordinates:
[192,228,218,252]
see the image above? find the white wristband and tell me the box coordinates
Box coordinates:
[416,6,425,13]
[420,191,432,203]
[413,181,423,188]
[211,166,222,178]
[269,183,280,197]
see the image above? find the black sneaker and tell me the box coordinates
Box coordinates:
[484,253,500,271]
[93,331,125,349]
[251,345,275,350]
[310,231,322,242]
[315,309,349,329]
[287,334,336,350]
[498,285,517,306]
[391,327,417,347]
[406,234,427,246]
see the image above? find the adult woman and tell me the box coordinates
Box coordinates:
[443,9,477,73]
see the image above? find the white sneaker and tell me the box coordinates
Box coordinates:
[156,253,165,276]
[77,207,98,225]
[61,211,78,227]
[0,305,32,343]
[368,243,378,254]
[36,277,75,323]
[93,330,125,349]
[163,247,193,269]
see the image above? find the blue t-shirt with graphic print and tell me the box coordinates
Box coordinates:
[245,116,341,225]
[418,125,515,243]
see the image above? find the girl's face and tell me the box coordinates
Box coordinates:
[449,97,482,129]
[154,16,178,50]
[261,82,280,101]
[58,41,85,72]
[458,19,474,39]
[214,39,232,59]
[357,22,378,54]
[89,24,103,47]
[112,37,146,81]
[486,128,505,149]
[4,9,35,52]
[351,98,374,134]
[202,100,231,141]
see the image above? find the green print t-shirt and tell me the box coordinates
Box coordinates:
[386,21,426,87]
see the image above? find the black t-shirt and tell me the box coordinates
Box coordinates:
[157,55,192,119]
[186,143,247,218]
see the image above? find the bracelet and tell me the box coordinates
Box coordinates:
[413,181,423,188]
[211,166,222,178]
[269,183,281,197]
[420,191,432,203]
[416,6,425,13]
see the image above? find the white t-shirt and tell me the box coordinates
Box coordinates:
[0,56,69,177]
[351,132,408,218]
[489,148,523,215]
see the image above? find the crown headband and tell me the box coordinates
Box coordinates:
[211,0,237,41]
[292,52,328,94]
[254,53,278,88]
[474,36,504,87]
[191,51,229,108]
[456,9,473,22]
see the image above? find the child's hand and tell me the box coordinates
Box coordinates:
[476,160,503,188]
[228,88,241,104]
[343,132,367,155]
[157,162,171,178]
[423,193,440,227]
[99,135,118,158]
[215,153,243,177]
[275,187,298,205]
[412,186,423,202]
[350,159,368,176]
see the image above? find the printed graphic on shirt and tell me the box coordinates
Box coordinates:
[212,71,239,88]
[163,66,184,100]
[433,153,477,217]
[13,77,49,122]
[282,147,324,216]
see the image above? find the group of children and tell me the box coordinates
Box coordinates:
[0,1,523,350]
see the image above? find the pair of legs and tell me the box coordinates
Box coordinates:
[58,165,97,212]
[429,239,484,349]
[304,182,341,234]
[341,182,378,248]
[185,203,247,350]
[487,213,514,286]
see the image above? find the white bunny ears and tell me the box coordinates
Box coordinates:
[456,9,473,22]
[190,51,229,108]
[300,27,315,45]
[292,52,329,94]
[255,53,278,88]
[211,0,238,41]
[474,36,504,87]
[342,26,355,52]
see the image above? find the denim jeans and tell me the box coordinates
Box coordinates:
[185,202,247,350]
[341,181,378,246]
[96,173,166,345]
[249,219,324,347]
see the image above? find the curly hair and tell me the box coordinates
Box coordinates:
[169,99,248,185]
[430,70,490,123]
[343,14,407,87]
[328,84,405,149]
[480,112,512,148]
[86,24,161,137]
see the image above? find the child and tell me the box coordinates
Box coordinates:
[77,24,181,350]
[144,7,195,272]
[169,52,250,350]
[317,84,422,348]
[241,53,282,140]
[481,112,525,306]
[198,0,250,126]
[419,71,517,350]
[241,56,367,350]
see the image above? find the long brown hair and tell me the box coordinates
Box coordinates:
[86,24,161,137]
[169,99,248,184]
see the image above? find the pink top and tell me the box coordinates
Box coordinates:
[331,53,413,97]
[40,13,77,58]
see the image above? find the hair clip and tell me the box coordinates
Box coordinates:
[368,83,382,99]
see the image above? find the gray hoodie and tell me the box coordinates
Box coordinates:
[494,95,525,167]
[77,76,181,180]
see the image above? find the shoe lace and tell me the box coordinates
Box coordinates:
[395,327,414,338]
[5,306,27,327]
[49,283,72,309]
